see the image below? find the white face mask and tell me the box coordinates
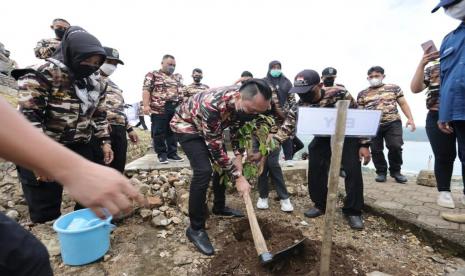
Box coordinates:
[369,78,383,87]
[100,63,117,76]
[445,0,465,20]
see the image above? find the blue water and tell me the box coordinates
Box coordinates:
[295,137,463,176]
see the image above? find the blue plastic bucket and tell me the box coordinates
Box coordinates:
[53,208,115,266]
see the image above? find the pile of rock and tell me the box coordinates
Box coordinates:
[128,168,192,229]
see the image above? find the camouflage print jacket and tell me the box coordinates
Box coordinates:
[424,62,440,110]
[101,75,130,129]
[142,69,184,114]
[171,86,245,181]
[183,83,210,101]
[357,84,404,125]
[34,38,61,59]
[275,85,370,146]
[17,58,110,144]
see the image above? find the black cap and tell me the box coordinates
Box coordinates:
[432,0,461,12]
[322,67,337,77]
[103,46,124,65]
[289,70,320,94]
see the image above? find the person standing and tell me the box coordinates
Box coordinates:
[34,18,70,59]
[264,60,296,167]
[135,101,148,130]
[142,54,184,164]
[13,26,113,223]
[183,68,209,101]
[96,46,139,173]
[273,69,371,229]
[357,66,415,184]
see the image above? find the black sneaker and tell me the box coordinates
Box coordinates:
[304,207,325,218]
[168,154,184,162]
[375,174,387,182]
[158,156,168,164]
[390,172,408,184]
[186,227,214,256]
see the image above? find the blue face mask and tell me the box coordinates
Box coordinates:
[270,69,282,78]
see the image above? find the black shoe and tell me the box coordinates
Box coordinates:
[158,156,168,164]
[345,215,364,230]
[212,206,244,217]
[186,227,214,256]
[168,154,184,162]
[304,207,324,218]
[375,174,387,182]
[391,172,407,183]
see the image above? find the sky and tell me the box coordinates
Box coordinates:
[1,0,460,126]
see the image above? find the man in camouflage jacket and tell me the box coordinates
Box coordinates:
[170,79,273,256]
[273,69,371,230]
[13,26,112,223]
[142,54,185,164]
[183,68,209,101]
[34,18,70,59]
[357,66,415,184]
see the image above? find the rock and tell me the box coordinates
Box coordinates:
[159,205,169,212]
[417,170,436,187]
[0,205,5,212]
[159,175,168,183]
[178,192,189,215]
[171,217,182,224]
[167,187,177,204]
[5,209,19,221]
[152,215,171,227]
[168,175,179,184]
[157,230,168,238]
[162,183,171,192]
[423,246,434,253]
[430,256,447,264]
[367,272,393,276]
[138,184,151,195]
[448,267,465,276]
[287,186,296,195]
[147,196,163,209]
[300,220,309,226]
[7,200,14,208]
[103,254,111,262]
[42,237,61,256]
[446,266,457,274]
[153,184,161,191]
[139,209,152,219]
[152,209,161,217]
[159,250,170,258]
[173,181,184,188]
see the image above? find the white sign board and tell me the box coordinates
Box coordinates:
[297,107,382,136]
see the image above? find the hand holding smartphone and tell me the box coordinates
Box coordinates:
[421,40,438,54]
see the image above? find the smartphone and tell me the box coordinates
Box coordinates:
[421,40,438,54]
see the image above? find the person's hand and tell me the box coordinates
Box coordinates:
[143,105,151,115]
[359,147,371,165]
[247,152,262,162]
[128,130,139,144]
[421,51,440,66]
[102,144,114,164]
[56,160,146,218]
[438,122,454,134]
[406,119,416,132]
[235,176,251,196]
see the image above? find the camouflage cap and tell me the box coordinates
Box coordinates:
[322,67,337,77]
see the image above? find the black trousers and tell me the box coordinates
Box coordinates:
[17,143,93,223]
[426,111,465,193]
[91,125,128,173]
[370,120,404,175]
[282,138,293,160]
[0,213,53,276]
[257,146,289,200]
[307,137,364,216]
[452,120,465,195]
[135,116,148,130]
[151,104,178,159]
[178,134,227,230]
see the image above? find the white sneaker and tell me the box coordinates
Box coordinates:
[257,198,269,209]
[280,198,294,212]
[437,192,455,209]
[284,160,294,167]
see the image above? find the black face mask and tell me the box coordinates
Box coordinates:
[72,63,99,79]
[193,77,202,83]
[299,89,323,104]
[323,77,335,87]
[55,28,66,40]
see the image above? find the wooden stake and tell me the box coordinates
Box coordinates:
[320,100,350,276]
